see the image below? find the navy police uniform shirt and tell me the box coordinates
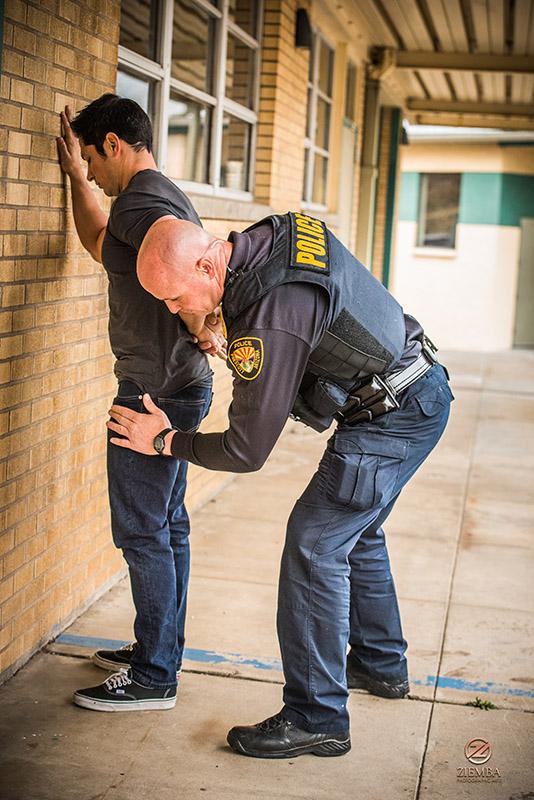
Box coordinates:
[170,223,329,471]
[169,223,423,472]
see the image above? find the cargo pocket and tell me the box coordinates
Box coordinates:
[325,433,408,511]
[414,381,454,417]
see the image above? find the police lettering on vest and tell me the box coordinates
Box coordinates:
[290,212,330,273]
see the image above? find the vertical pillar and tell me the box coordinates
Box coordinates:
[381,107,402,288]
[355,77,381,267]
[372,106,402,285]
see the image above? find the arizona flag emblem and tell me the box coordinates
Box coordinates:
[229,337,264,381]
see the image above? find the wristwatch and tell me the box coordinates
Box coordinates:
[153,427,174,455]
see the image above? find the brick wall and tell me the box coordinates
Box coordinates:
[0,0,381,684]
[0,0,125,681]
[256,0,309,212]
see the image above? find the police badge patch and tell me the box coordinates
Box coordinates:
[229,337,264,381]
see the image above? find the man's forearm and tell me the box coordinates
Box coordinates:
[178,312,207,337]
[69,174,108,260]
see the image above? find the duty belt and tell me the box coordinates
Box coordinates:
[339,336,439,426]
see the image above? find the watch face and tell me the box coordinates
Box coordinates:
[154,428,172,454]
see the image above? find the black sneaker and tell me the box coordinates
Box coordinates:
[346,652,409,699]
[73,669,177,712]
[92,642,136,672]
[227,712,351,759]
[92,642,181,680]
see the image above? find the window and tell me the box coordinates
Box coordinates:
[417,173,461,248]
[117,0,262,197]
[303,33,334,207]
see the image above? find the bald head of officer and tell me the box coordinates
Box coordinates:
[137,217,232,318]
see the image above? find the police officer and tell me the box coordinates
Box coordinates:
[107,213,454,759]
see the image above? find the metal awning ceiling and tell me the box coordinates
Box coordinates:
[347,0,534,130]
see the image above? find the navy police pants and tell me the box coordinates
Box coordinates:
[277,364,453,733]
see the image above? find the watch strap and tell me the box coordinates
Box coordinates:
[153,427,174,454]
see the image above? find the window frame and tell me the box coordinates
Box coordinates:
[117,0,263,201]
[417,172,461,250]
[302,30,335,212]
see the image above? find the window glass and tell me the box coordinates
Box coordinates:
[418,173,461,248]
[302,148,309,201]
[226,34,255,108]
[120,0,159,61]
[308,35,316,82]
[316,97,330,150]
[318,39,333,97]
[305,89,312,138]
[312,154,327,205]
[303,32,334,206]
[172,0,215,94]
[228,0,257,36]
[117,70,152,115]
[167,94,211,184]
[220,115,251,191]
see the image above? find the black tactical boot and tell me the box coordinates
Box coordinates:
[227,712,351,759]
[346,651,409,698]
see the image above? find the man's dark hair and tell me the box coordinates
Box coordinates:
[70,94,153,156]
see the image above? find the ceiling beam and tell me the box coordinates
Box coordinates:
[406,112,534,131]
[391,49,534,73]
[407,98,534,116]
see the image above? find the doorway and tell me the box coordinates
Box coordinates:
[514,218,534,348]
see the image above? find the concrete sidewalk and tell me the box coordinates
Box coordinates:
[1,351,533,799]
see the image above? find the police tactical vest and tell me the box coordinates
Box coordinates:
[223,212,407,431]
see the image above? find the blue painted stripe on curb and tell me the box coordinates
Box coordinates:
[55,634,283,672]
[55,634,534,698]
[412,675,534,698]
[57,634,131,651]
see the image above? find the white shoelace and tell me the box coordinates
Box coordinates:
[119,642,135,652]
[105,671,132,690]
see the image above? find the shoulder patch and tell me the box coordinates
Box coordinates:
[229,337,264,381]
[289,212,330,274]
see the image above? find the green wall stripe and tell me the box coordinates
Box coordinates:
[459,173,502,225]
[399,171,534,227]
[398,172,420,221]
[500,173,534,226]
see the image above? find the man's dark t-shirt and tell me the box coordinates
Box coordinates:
[102,169,211,395]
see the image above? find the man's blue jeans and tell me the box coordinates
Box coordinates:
[107,378,212,688]
[277,365,453,732]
